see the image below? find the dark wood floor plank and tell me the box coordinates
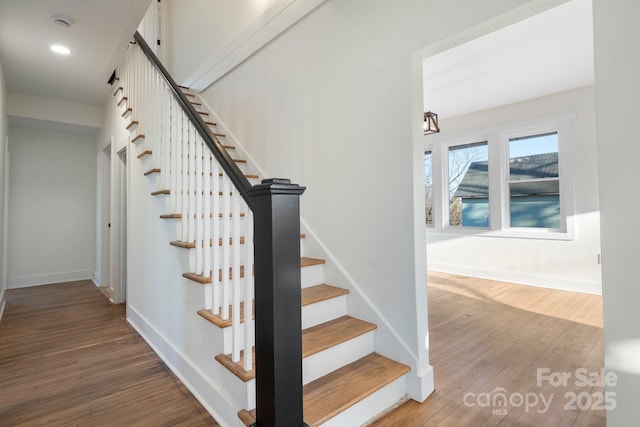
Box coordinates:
[0,280,218,426]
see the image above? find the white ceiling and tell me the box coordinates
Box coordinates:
[0,0,151,106]
[423,0,594,119]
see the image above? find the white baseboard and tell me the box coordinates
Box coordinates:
[428,263,602,295]
[8,269,93,289]
[91,271,101,287]
[126,304,242,427]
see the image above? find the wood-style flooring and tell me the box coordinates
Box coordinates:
[0,273,604,426]
[372,271,605,427]
[0,280,218,426]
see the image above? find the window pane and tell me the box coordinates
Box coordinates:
[509,190,560,228]
[509,132,558,180]
[508,132,560,228]
[448,142,489,227]
[424,151,433,225]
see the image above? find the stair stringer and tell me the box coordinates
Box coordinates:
[197,96,435,404]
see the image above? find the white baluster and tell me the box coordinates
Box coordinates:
[212,161,221,315]
[181,114,189,243]
[221,176,231,321]
[204,152,212,309]
[232,191,242,363]
[188,125,196,245]
[244,209,254,371]
[195,137,204,276]
[169,93,178,215]
[204,151,212,278]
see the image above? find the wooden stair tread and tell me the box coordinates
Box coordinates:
[301,257,325,268]
[236,354,409,427]
[131,134,145,143]
[200,283,345,328]
[217,172,258,179]
[199,300,254,329]
[151,189,170,196]
[113,86,123,96]
[117,96,127,106]
[144,168,160,176]
[184,257,320,285]
[137,150,152,159]
[204,121,217,126]
[214,315,374,382]
[170,237,246,248]
[170,234,302,249]
[126,120,139,129]
[302,315,376,358]
[160,212,246,219]
[152,190,236,196]
[301,284,349,306]
[183,265,246,284]
[303,353,410,426]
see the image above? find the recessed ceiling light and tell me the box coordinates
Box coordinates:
[51,44,71,55]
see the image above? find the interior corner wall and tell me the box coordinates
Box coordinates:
[193,0,545,369]
[427,86,602,294]
[593,0,640,424]
[0,59,8,307]
[7,127,96,288]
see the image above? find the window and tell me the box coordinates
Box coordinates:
[508,132,560,229]
[448,142,489,227]
[425,113,574,239]
[424,150,433,225]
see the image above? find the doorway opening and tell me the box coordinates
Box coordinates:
[110,146,127,304]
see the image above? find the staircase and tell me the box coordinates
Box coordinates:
[114,33,411,426]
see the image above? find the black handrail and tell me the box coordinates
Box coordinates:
[133,31,254,210]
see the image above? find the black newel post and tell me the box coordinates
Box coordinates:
[248,179,308,427]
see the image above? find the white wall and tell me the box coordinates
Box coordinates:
[166,0,279,83]
[427,86,602,294]
[8,127,96,288]
[593,0,640,424]
[7,92,102,129]
[0,59,8,316]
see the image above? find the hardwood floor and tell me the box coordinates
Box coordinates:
[0,274,604,427]
[372,271,605,427]
[0,280,218,426]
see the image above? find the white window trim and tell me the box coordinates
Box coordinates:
[426,112,576,240]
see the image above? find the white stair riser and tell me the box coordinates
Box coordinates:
[319,375,407,427]
[302,295,347,329]
[301,264,324,288]
[302,331,374,385]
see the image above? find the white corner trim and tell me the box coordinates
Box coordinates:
[126,305,241,427]
[8,270,93,289]
[428,263,602,295]
[183,0,328,91]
